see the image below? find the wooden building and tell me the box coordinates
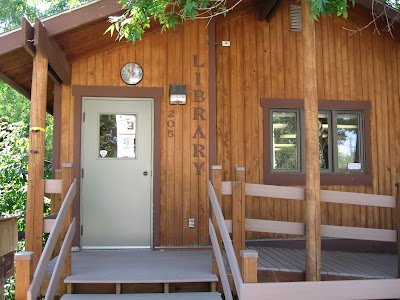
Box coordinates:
[1,0,400,297]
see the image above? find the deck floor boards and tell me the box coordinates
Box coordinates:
[47,250,218,284]
[247,247,397,279]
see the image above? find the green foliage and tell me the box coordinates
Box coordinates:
[0,0,93,33]
[99,115,118,157]
[0,81,54,161]
[309,0,356,20]
[105,0,229,42]
[0,121,29,230]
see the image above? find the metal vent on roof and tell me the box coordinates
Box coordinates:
[290,4,302,32]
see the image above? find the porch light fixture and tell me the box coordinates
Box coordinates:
[169,85,187,105]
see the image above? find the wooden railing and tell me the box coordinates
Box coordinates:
[222,181,397,242]
[209,180,242,300]
[0,216,18,299]
[26,177,77,300]
[209,165,400,299]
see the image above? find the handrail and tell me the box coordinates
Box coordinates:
[222,181,397,208]
[45,218,76,300]
[208,180,243,295]
[27,178,77,300]
[209,219,233,300]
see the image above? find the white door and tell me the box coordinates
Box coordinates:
[81,97,153,249]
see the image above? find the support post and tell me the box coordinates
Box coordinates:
[240,250,258,283]
[396,182,400,278]
[302,0,321,281]
[25,49,48,270]
[233,166,246,272]
[15,252,34,300]
[211,165,223,276]
[58,163,74,294]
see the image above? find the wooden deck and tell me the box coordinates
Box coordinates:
[248,246,397,279]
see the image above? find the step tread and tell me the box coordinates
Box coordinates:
[63,251,218,284]
[61,292,222,300]
[64,273,218,284]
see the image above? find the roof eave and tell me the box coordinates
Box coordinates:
[0,0,123,57]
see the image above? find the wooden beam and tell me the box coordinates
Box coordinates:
[0,72,30,99]
[302,0,321,281]
[21,17,62,86]
[25,49,48,270]
[396,182,400,278]
[259,0,282,22]
[240,250,258,283]
[15,252,34,300]
[34,18,71,85]
[21,17,35,57]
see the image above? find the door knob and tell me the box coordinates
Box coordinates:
[143,171,148,176]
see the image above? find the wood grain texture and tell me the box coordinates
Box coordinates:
[0,217,18,257]
[26,49,48,269]
[15,252,34,300]
[52,0,400,247]
[66,20,210,247]
[215,2,400,238]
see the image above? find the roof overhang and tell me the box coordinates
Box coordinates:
[0,0,124,112]
[1,0,400,113]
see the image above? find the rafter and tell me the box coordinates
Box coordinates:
[259,0,282,22]
[0,72,31,99]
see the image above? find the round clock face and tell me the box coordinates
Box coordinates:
[120,63,143,85]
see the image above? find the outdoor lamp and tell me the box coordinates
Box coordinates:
[169,85,187,105]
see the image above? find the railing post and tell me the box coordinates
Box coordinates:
[58,163,74,295]
[51,169,62,214]
[233,166,246,271]
[52,169,62,259]
[396,182,400,278]
[15,252,34,300]
[240,250,258,283]
[211,165,223,277]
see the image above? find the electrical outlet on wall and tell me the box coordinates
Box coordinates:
[189,218,195,228]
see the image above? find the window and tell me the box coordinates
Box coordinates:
[271,110,300,171]
[261,99,372,186]
[99,114,137,159]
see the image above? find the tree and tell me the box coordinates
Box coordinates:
[0,0,74,32]
[106,0,356,43]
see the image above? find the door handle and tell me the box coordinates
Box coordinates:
[143,171,148,176]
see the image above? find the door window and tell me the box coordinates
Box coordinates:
[99,114,136,158]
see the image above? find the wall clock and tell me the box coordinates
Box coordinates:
[120,63,143,85]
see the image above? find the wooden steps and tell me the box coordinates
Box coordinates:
[54,250,220,297]
[61,292,222,300]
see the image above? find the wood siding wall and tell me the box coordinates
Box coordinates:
[59,20,210,246]
[57,1,400,246]
[216,0,400,238]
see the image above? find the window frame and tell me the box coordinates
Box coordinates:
[261,99,372,186]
